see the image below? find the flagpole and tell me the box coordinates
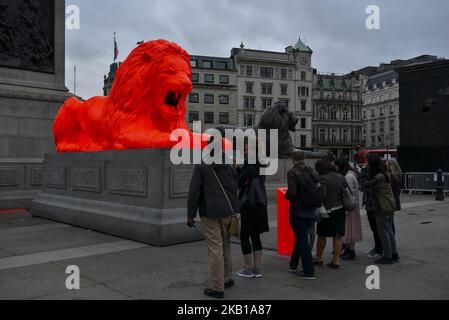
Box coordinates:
[113,32,116,64]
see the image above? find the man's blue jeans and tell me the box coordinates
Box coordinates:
[289,215,315,276]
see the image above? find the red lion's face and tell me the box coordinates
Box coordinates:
[148,54,193,122]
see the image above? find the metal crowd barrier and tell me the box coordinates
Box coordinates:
[402,172,449,194]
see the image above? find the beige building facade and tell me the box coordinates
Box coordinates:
[187,56,237,131]
[230,38,314,149]
[312,73,363,160]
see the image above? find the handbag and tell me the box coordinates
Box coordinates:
[240,176,267,211]
[315,205,330,223]
[341,176,357,213]
[210,167,241,239]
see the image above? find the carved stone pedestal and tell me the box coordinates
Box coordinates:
[31,149,203,247]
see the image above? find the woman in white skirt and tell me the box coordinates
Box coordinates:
[336,159,363,260]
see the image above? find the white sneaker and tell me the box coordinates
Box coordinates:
[252,267,263,278]
[237,268,255,278]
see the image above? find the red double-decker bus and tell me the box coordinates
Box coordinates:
[355,149,398,164]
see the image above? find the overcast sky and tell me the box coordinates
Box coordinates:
[65,0,449,99]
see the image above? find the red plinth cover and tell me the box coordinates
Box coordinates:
[277,188,295,256]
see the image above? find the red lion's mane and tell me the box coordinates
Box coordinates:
[54,39,199,152]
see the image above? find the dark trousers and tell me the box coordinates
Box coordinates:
[375,213,397,259]
[367,210,383,253]
[240,232,262,255]
[290,215,315,276]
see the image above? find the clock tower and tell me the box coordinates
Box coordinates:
[285,36,314,149]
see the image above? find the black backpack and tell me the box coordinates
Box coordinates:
[297,167,324,209]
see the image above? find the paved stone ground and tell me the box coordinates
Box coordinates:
[0,194,448,300]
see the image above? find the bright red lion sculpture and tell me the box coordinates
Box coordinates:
[54,39,207,152]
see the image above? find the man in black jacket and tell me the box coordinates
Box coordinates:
[187,160,240,299]
[285,149,317,280]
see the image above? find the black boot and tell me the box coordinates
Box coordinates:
[342,249,356,261]
[204,288,224,299]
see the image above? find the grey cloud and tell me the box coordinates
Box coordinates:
[65,0,449,99]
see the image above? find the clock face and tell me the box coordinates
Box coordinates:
[300,57,308,66]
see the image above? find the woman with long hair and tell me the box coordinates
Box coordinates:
[314,159,346,269]
[236,138,269,278]
[386,159,403,212]
[335,159,363,260]
[363,155,399,264]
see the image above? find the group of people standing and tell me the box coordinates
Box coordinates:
[286,150,402,280]
[187,142,403,298]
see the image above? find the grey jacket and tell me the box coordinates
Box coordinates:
[319,172,344,211]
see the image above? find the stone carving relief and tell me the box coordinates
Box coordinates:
[71,167,101,193]
[106,167,147,197]
[0,0,54,72]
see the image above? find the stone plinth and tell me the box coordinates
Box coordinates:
[31,149,203,247]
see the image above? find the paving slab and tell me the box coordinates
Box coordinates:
[0,263,97,300]
[32,284,129,300]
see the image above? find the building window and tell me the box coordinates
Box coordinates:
[219,95,229,105]
[301,135,307,148]
[192,73,199,83]
[190,60,197,68]
[299,87,309,97]
[319,108,326,120]
[301,100,307,111]
[389,119,395,132]
[204,112,214,124]
[278,98,289,108]
[363,110,367,119]
[331,129,337,143]
[217,61,227,70]
[371,109,376,117]
[280,84,288,96]
[280,68,287,80]
[204,74,214,83]
[301,71,307,81]
[219,112,229,125]
[244,114,255,127]
[219,75,229,84]
[246,65,253,77]
[319,128,326,143]
[330,108,337,120]
[246,82,254,94]
[203,60,212,69]
[261,98,273,109]
[204,94,214,104]
[300,118,306,129]
[260,67,274,78]
[390,106,395,114]
[343,129,349,143]
[189,111,199,123]
[371,122,376,134]
[342,109,349,121]
[189,93,199,103]
[261,83,273,95]
[380,108,385,117]
[379,121,385,133]
[244,97,255,109]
